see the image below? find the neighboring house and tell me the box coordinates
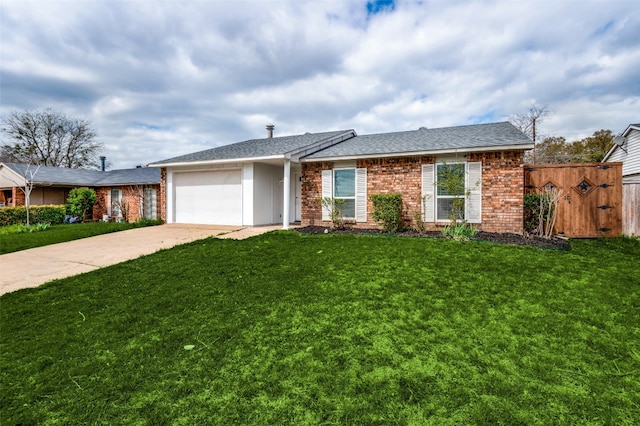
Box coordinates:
[603,123,640,236]
[150,122,533,233]
[0,163,161,222]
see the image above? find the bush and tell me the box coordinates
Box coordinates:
[133,218,164,227]
[67,187,97,220]
[442,222,477,241]
[317,197,346,229]
[0,205,66,227]
[370,193,404,233]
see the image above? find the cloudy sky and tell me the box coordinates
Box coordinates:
[1,0,639,169]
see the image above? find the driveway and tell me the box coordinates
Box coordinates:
[0,224,283,295]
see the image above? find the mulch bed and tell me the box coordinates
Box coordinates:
[296,226,571,250]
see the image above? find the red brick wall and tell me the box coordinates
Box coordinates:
[469,151,525,233]
[301,150,526,233]
[160,168,167,222]
[92,185,161,222]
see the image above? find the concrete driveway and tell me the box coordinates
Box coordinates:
[0,224,283,295]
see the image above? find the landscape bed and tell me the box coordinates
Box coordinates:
[296,225,571,249]
[0,232,638,424]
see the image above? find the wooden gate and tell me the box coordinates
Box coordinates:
[524,163,622,238]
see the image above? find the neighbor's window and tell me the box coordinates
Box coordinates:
[333,168,356,219]
[143,187,157,219]
[111,189,122,217]
[436,163,466,221]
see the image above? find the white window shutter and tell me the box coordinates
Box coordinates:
[466,161,482,224]
[106,190,112,216]
[356,168,367,222]
[321,170,333,221]
[422,164,435,222]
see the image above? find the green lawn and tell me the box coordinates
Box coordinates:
[1,232,638,424]
[0,221,161,254]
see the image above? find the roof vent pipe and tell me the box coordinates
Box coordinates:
[100,156,106,171]
[266,124,275,138]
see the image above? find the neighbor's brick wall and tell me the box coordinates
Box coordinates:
[13,188,25,206]
[301,150,526,233]
[92,185,161,222]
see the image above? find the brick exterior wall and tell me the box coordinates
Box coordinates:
[301,150,526,233]
[160,168,167,222]
[93,185,161,222]
[469,151,525,233]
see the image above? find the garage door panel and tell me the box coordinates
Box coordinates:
[174,170,242,225]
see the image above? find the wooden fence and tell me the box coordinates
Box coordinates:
[524,163,622,238]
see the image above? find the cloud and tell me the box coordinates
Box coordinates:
[1,0,639,168]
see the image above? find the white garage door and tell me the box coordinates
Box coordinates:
[174,170,242,225]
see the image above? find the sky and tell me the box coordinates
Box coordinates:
[1,0,639,169]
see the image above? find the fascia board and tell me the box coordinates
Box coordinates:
[148,155,284,168]
[300,143,534,162]
[623,124,640,137]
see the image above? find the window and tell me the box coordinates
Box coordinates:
[143,188,157,219]
[333,168,356,218]
[111,189,122,217]
[422,161,482,224]
[321,168,367,222]
[436,163,466,221]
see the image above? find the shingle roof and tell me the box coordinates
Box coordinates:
[151,130,354,165]
[303,122,532,160]
[2,163,160,186]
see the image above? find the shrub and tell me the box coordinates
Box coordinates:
[442,222,477,241]
[0,205,66,226]
[317,197,346,229]
[0,222,51,235]
[134,218,164,227]
[370,193,404,233]
[67,187,97,220]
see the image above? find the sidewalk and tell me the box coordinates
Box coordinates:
[0,224,286,295]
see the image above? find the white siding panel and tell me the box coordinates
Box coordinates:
[422,164,435,222]
[321,170,332,221]
[356,168,367,222]
[466,161,482,224]
[622,129,640,177]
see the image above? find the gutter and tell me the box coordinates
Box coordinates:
[147,154,285,168]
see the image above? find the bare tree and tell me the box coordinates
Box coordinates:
[112,184,148,222]
[510,104,550,164]
[1,109,103,169]
[5,164,41,226]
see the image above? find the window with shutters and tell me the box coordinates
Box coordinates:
[436,163,466,221]
[422,161,482,224]
[333,168,356,219]
[322,167,367,222]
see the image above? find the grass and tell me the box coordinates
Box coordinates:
[1,232,639,424]
[0,220,162,254]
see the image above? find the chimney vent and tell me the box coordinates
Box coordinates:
[266,124,275,138]
[100,156,106,171]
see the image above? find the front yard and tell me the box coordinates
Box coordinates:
[1,232,638,424]
[0,220,162,254]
